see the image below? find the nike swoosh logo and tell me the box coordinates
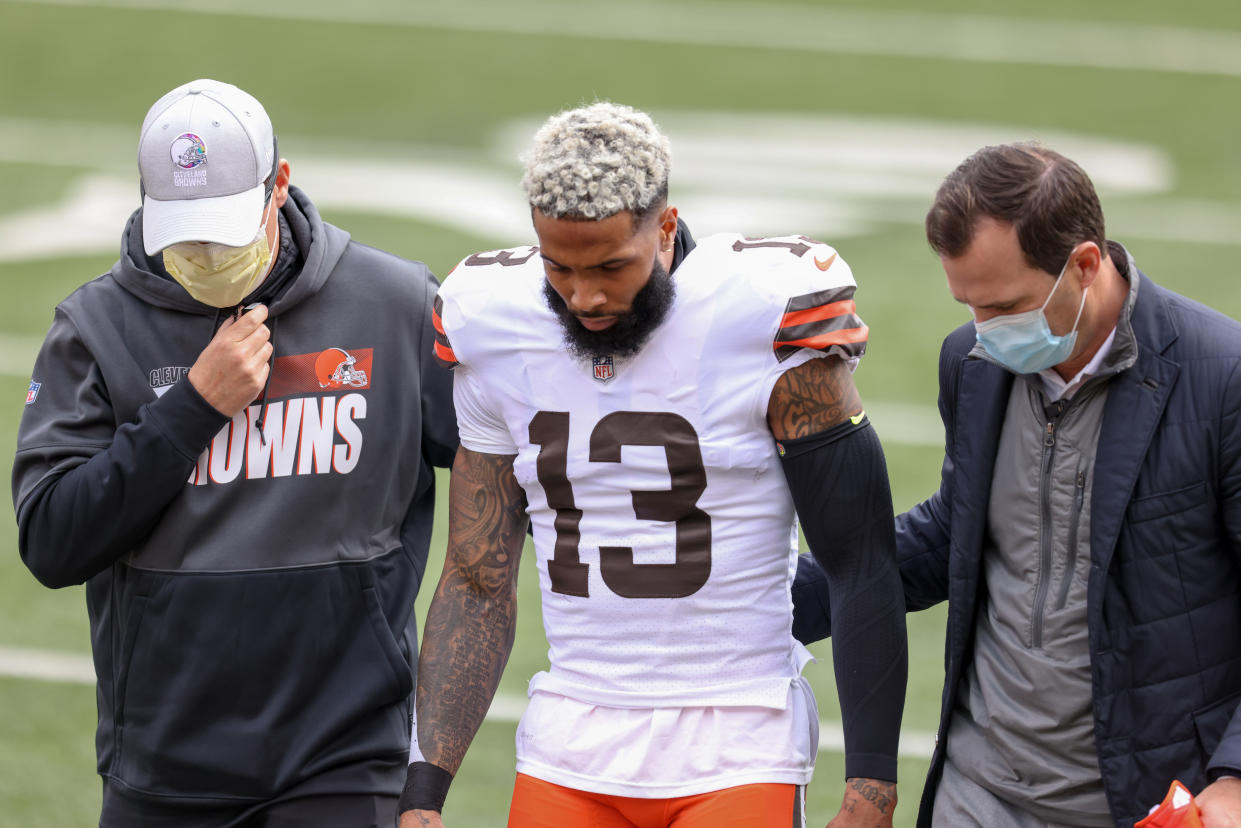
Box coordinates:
[814,253,837,271]
[850,410,866,425]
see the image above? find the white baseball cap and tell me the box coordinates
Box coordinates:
[138,79,276,255]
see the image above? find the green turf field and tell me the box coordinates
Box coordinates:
[2,0,1240,825]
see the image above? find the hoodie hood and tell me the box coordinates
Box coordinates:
[112,185,350,317]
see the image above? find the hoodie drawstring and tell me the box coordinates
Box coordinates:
[254,314,278,446]
[208,306,276,446]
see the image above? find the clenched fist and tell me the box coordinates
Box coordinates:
[188,305,273,417]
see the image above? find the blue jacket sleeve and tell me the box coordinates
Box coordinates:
[793,469,955,637]
[791,551,832,644]
[791,336,962,644]
[12,310,228,589]
[893,335,962,612]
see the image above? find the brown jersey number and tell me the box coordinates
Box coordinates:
[529,410,712,599]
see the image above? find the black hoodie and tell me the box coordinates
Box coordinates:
[12,187,458,804]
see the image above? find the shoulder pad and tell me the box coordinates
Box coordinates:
[690,234,868,362]
[435,245,544,369]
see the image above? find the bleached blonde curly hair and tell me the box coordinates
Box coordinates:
[522,102,671,223]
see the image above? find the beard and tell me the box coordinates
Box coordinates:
[542,258,677,361]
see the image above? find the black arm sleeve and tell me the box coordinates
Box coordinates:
[780,417,908,783]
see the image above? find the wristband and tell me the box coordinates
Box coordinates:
[399,761,453,814]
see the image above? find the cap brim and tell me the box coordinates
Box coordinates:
[142,184,265,255]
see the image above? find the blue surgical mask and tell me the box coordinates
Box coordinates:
[974,255,1087,375]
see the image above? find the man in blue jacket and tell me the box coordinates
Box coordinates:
[795,143,1241,827]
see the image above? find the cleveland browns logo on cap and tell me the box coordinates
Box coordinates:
[170,133,207,169]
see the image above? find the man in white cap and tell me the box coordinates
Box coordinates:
[13,79,458,826]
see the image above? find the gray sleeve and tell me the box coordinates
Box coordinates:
[12,309,227,588]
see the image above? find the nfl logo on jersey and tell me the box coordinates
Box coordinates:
[592,356,615,383]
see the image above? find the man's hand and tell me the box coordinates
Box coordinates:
[826,777,897,828]
[188,304,272,417]
[398,810,444,828]
[1198,777,1241,827]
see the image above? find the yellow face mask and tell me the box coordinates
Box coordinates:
[162,208,274,308]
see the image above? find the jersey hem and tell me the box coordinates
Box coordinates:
[528,671,800,710]
[513,759,815,799]
[457,435,519,456]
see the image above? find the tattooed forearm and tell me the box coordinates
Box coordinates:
[767,355,863,439]
[829,776,898,827]
[416,446,529,775]
[847,777,897,816]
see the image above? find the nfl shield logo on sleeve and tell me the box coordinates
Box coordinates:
[592,356,615,383]
[25,381,40,405]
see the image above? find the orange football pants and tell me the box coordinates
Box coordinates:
[507,772,803,828]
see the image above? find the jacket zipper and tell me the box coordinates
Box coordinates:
[1031,401,1067,649]
[1055,470,1088,612]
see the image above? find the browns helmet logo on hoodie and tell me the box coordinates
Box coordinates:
[184,347,374,486]
[314,347,369,389]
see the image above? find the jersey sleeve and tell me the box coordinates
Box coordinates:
[431,245,542,372]
[453,364,517,455]
[430,293,458,370]
[736,237,868,419]
[769,245,867,365]
[434,254,527,456]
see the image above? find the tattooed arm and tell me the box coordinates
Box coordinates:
[769,357,907,828]
[399,446,529,828]
[768,352,864,439]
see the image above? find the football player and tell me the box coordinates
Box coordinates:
[400,102,907,828]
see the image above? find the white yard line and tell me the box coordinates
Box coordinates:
[10,0,1241,78]
[0,115,1190,446]
[5,112,1228,262]
[0,644,937,758]
[0,644,95,684]
[0,333,47,379]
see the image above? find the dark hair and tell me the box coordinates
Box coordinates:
[925,142,1106,275]
[630,187,669,228]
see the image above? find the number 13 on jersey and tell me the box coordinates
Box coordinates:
[529,410,713,600]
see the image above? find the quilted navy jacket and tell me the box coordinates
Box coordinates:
[794,265,1241,827]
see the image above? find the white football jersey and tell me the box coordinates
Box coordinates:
[433,231,867,795]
